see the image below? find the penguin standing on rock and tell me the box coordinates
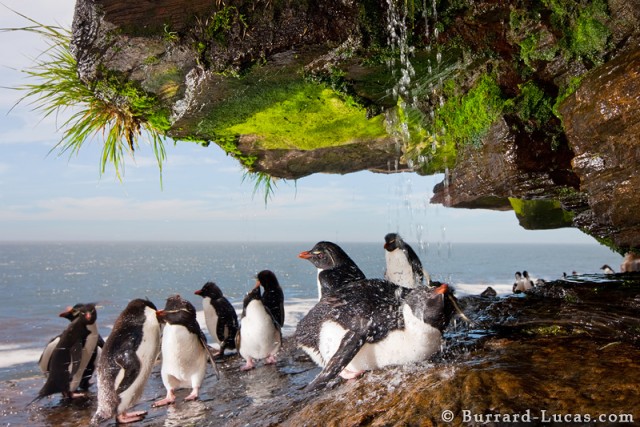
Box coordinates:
[256,270,285,327]
[39,303,104,392]
[236,286,282,371]
[153,295,219,407]
[92,299,161,425]
[33,303,98,402]
[195,282,239,356]
[384,233,428,288]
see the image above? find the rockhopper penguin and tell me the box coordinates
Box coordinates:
[384,233,428,288]
[33,303,98,402]
[195,282,239,356]
[38,303,104,392]
[153,294,220,407]
[236,286,282,371]
[91,299,161,425]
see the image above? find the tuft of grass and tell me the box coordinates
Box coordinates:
[3,9,170,184]
[242,171,279,205]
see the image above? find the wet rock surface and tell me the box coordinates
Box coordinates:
[559,46,640,250]
[4,275,639,426]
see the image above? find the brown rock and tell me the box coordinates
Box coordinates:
[559,46,640,249]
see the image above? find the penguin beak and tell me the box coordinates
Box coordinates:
[298,250,312,259]
[435,284,449,295]
[59,306,74,318]
[194,290,202,296]
[156,310,165,322]
[254,280,261,289]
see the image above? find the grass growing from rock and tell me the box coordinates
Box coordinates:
[4,10,171,183]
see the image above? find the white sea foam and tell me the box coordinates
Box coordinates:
[0,347,41,369]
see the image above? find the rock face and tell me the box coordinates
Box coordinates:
[559,46,640,250]
[68,0,640,251]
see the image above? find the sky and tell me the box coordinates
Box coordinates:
[0,0,604,245]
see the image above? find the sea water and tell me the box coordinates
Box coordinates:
[0,241,622,381]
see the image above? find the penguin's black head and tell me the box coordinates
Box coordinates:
[242,286,262,309]
[157,294,197,325]
[195,281,223,300]
[404,284,454,331]
[80,303,98,324]
[299,241,354,270]
[126,299,158,318]
[384,233,399,252]
[256,270,280,290]
[59,303,83,321]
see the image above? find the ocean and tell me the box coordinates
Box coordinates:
[0,240,622,382]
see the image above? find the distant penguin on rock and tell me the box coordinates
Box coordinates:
[512,271,532,294]
[256,270,285,327]
[384,233,428,288]
[522,271,536,289]
[33,303,98,402]
[92,299,161,425]
[39,303,104,392]
[236,286,282,371]
[153,295,219,407]
[195,282,239,356]
[601,264,615,274]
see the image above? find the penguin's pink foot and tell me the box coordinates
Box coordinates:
[184,388,199,401]
[152,390,176,407]
[70,391,87,398]
[339,368,365,380]
[265,354,277,365]
[240,358,255,371]
[117,411,147,424]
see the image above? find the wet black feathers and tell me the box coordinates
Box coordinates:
[99,299,154,395]
[257,270,285,327]
[196,282,239,351]
[35,309,93,399]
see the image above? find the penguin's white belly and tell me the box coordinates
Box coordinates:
[347,306,441,371]
[313,321,349,367]
[202,298,220,345]
[312,306,441,372]
[117,311,160,413]
[239,302,280,360]
[385,250,417,288]
[160,324,207,389]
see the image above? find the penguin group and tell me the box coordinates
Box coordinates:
[33,267,286,424]
[295,235,457,390]
[31,233,454,419]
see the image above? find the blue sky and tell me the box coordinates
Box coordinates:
[0,0,603,245]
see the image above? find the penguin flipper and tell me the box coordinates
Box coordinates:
[114,350,141,394]
[38,336,60,374]
[306,330,366,392]
[199,332,220,379]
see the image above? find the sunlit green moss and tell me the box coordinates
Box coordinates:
[438,74,504,147]
[543,0,610,63]
[509,198,574,229]
[198,81,387,156]
[510,81,554,127]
